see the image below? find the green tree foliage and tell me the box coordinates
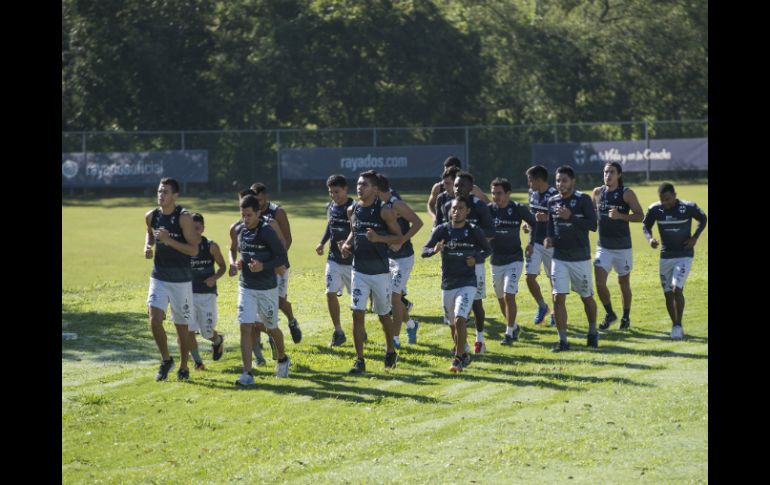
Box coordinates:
[62,0,707,131]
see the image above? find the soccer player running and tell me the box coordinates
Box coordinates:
[427,156,489,222]
[186,213,226,370]
[437,171,495,354]
[228,189,287,366]
[316,174,355,347]
[543,166,599,352]
[143,178,201,381]
[422,195,493,372]
[433,166,461,226]
[232,194,291,385]
[375,173,424,347]
[591,162,645,330]
[339,170,405,374]
[249,183,302,344]
[488,178,537,345]
[523,165,559,327]
[642,183,707,340]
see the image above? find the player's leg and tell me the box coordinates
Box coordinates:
[594,248,617,329]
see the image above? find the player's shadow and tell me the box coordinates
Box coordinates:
[61,311,157,363]
[184,369,445,404]
[390,341,655,389]
[589,345,708,360]
[411,315,447,326]
[599,327,709,344]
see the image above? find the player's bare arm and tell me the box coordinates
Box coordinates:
[144,210,155,259]
[427,182,441,219]
[274,207,293,250]
[206,242,228,287]
[618,189,645,222]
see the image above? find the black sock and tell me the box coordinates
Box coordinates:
[603,303,615,316]
[622,308,630,320]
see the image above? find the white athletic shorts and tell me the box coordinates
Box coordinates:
[474,263,487,300]
[351,271,392,315]
[277,269,289,299]
[551,259,594,298]
[525,243,554,277]
[189,293,217,339]
[659,257,693,293]
[237,286,279,329]
[389,255,414,295]
[325,261,352,295]
[442,286,476,326]
[491,261,524,299]
[594,246,633,276]
[147,278,193,325]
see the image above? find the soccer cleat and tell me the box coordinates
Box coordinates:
[461,352,471,368]
[551,341,571,353]
[288,319,302,344]
[599,313,618,330]
[619,317,631,330]
[275,355,290,378]
[406,320,419,344]
[384,351,398,369]
[393,337,401,350]
[330,329,347,347]
[155,357,175,381]
[474,341,486,354]
[549,314,556,327]
[534,305,549,325]
[194,361,206,371]
[586,332,599,348]
[501,334,516,346]
[235,372,254,386]
[671,325,684,340]
[176,368,190,381]
[449,356,463,372]
[253,344,267,366]
[349,358,366,374]
[212,334,225,361]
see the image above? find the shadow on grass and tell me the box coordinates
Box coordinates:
[62,309,670,401]
[600,327,709,344]
[61,310,157,362]
[183,370,445,404]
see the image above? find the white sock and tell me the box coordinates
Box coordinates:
[406,319,416,329]
[505,326,514,336]
[393,335,400,345]
[476,331,485,342]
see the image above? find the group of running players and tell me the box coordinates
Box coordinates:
[144,156,707,384]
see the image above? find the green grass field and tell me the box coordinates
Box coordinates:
[62,183,708,484]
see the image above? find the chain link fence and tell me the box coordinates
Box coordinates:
[62,119,707,195]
